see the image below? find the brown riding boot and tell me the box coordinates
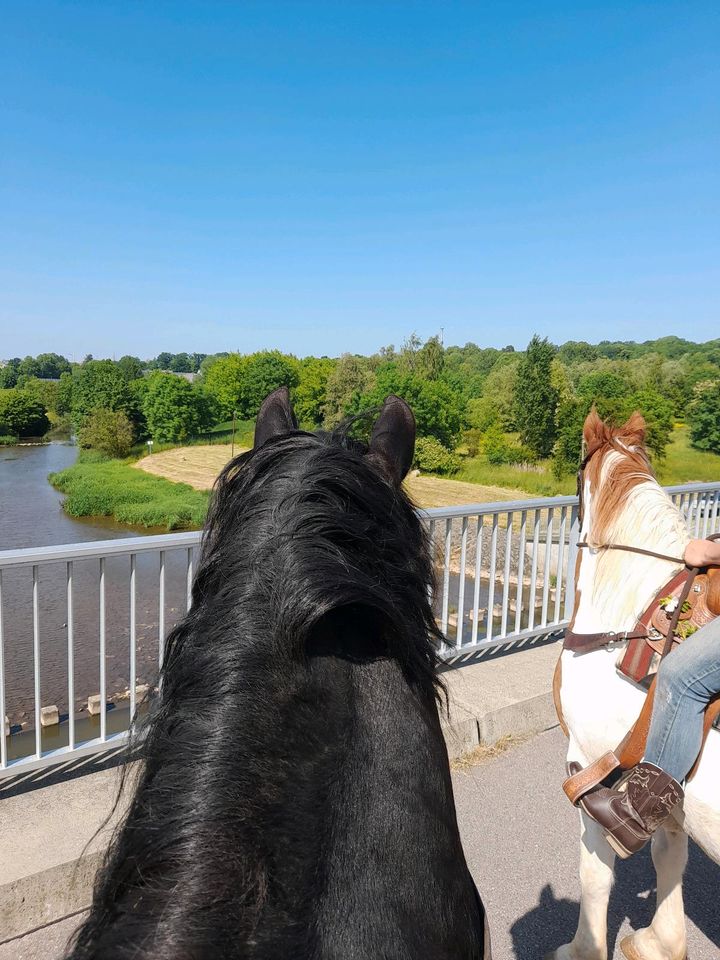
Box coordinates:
[579,761,684,859]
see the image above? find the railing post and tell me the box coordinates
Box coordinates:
[563,504,580,622]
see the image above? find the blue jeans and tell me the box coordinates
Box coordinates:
[644,616,720,782]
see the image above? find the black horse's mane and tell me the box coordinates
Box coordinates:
[67,424,446,959]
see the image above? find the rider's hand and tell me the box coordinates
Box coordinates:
[684,538,720,568]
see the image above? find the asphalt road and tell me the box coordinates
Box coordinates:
[3,727,718,959]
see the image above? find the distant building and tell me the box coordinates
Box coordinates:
[154,370,197,383]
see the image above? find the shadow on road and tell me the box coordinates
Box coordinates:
[510,841,720,959]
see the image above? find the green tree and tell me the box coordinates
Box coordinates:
[0,389,50,437]
[689,381,720,454]
[465,396,501,432]
[203,354,245,419]
[70,360,138,429]
[203,351,299,420]
[20,377,61,415]
[240,351,299,417]
[417,335,445,380]
[78,409,135,458]
[0,359,21,389]
[553,398,586,474]
[142,373,214,443]
[293,357,336,427]
[412,436,459,475]
[17,353,71,380]
[323,354,377,427]
[117,355,145,381]
[515,336,559,458]
[557,341,599,364]
[628,388,674,460]
[359,366,464,448]
[475,357,521,431]
[482,423,526,465]
[169,352,193,373]
[56,371,74,416]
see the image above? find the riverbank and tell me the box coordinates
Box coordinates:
[50,457,209,530]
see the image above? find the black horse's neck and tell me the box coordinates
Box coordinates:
[68,614,484,960]
[66,429,486,959]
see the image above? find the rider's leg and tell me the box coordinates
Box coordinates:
[580,618,720,858]
[643,615,720,781]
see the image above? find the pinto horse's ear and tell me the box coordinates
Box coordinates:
[254,386,298,448]
[368,395,416,485]
[583,407,606,450]
[621,411,646,447]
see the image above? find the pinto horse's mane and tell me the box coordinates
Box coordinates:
[66,420,448,960]
[582,410,689,623]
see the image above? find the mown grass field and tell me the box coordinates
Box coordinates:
[134,444,248,489]
[134,443,529,508]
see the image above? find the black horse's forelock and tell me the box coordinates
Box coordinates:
[188,427,442,688]
[66,427,448,959]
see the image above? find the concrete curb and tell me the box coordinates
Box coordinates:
[0,853,101,944]
[441,690,559,760]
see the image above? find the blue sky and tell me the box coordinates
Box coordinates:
[1,1,718,360]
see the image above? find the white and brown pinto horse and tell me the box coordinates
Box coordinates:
[551,411,720,960]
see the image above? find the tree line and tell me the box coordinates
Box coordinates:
[1,337,719,471]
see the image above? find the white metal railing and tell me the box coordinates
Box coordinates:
[1,482,719,778]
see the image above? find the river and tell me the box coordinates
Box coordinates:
[1,443,192,734]
[0,441,142,550]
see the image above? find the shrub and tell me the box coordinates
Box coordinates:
[482,424,529,465]
[463,427,484,457]
[78,409,135,458]
[413,436,460,475]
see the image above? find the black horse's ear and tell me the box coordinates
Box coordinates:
[368,395,415,485]
[254,386,298,448]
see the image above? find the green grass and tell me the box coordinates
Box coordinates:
[50,457,210,530]
[656,425,720,485]
[456,456,574,497]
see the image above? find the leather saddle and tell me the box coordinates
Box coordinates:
[647,567,720,654]
[618,567,720,684]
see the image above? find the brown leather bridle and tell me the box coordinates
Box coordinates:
[575,440,686,567]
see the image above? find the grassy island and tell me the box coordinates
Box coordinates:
[50,456,210,531]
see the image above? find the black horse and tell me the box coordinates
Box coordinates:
[66,389,489,960]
